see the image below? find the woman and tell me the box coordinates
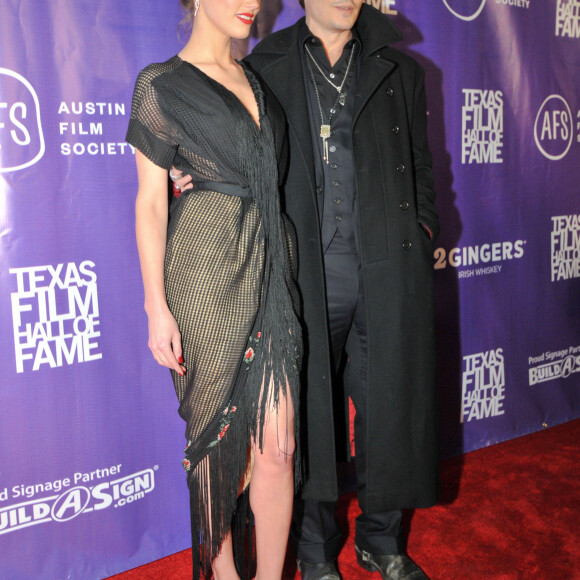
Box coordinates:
[126,1,302,578]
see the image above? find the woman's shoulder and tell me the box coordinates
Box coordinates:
[134,56,184,91]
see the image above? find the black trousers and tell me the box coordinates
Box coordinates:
[291,233,403,562]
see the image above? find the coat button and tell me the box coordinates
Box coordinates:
[399,200,409,210]
[392,125,400,135]
[332,180,340,187]
[386,87,394,97]
[402,240,412,250]
[336,215,342,221]
[396,163,405,173]
[376,53,382,59]
[330,163,338,169]
[329,145,336,153]
[316,186,322,194]
[334,198,342,204]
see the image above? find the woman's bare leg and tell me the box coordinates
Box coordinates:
[211,374,295,580]
[212,531,239,580]
[250,375,295,580]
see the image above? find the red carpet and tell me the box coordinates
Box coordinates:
[109,419,580,579]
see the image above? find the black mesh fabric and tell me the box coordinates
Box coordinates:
[127,56,302,579]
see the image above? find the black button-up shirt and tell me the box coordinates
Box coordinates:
[300,22,360,253]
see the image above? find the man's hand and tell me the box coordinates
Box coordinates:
[169,166,194,195]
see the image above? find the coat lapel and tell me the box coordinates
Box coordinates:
[352,4,401,125]
[353,55,396,126]
[257,47,315,190]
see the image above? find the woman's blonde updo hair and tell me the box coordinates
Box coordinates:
[178,0,195,40]
[180,0,195,16]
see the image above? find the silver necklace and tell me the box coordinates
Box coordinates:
[304,43,356,163]
[305,45,346,93]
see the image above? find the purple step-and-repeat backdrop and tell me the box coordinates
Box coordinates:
[1,0,578,578]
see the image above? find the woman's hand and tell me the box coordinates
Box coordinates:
[147,306,186,376]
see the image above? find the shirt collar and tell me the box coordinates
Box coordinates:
[299,20,361,53]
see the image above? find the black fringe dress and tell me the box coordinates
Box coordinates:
[126,56,302,579]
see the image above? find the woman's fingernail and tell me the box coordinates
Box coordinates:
[178,356,184,363]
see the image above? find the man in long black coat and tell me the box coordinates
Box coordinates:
[247,2,439,579]
[174,2,439,578]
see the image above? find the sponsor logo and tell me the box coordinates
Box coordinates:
[551,215,580,282]
[461,348,506,423]
[0,68,45,172]
[442,0,487,21]
[364,0,397,14]
[556,0,580,38]
[0,465,156,535]
[495,0,530,8]
[10,260,102,373]
[434,240,526,276]
[58,101,134,157]
[534,95,577,161]
[462,89,504,164]
[529,345,580,385]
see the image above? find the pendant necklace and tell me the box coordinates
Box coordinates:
[305,43,356,163]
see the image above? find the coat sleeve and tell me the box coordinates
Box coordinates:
[410,64,439,241]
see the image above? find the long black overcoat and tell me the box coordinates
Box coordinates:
[246,5,440,512]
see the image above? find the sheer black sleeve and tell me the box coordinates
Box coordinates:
[126,63,179,170]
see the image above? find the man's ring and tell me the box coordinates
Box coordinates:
[169,170,178,181]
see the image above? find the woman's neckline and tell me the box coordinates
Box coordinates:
[175,55,262,131]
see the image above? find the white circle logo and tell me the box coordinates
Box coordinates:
[442,0,487,21]
[534,95,574,161]
[0,68,45,173]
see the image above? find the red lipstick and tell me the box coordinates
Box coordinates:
[236,13,255,25]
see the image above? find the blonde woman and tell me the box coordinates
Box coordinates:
[126,1,302,578]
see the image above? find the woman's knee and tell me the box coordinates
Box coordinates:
[254,429,295,473]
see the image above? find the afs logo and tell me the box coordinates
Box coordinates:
[534,95,577,161]
[442,0,487,20]
[0,68,45,172]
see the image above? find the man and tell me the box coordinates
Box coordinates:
[175,2,439,578]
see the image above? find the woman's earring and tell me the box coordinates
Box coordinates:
[194,0,200,17]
